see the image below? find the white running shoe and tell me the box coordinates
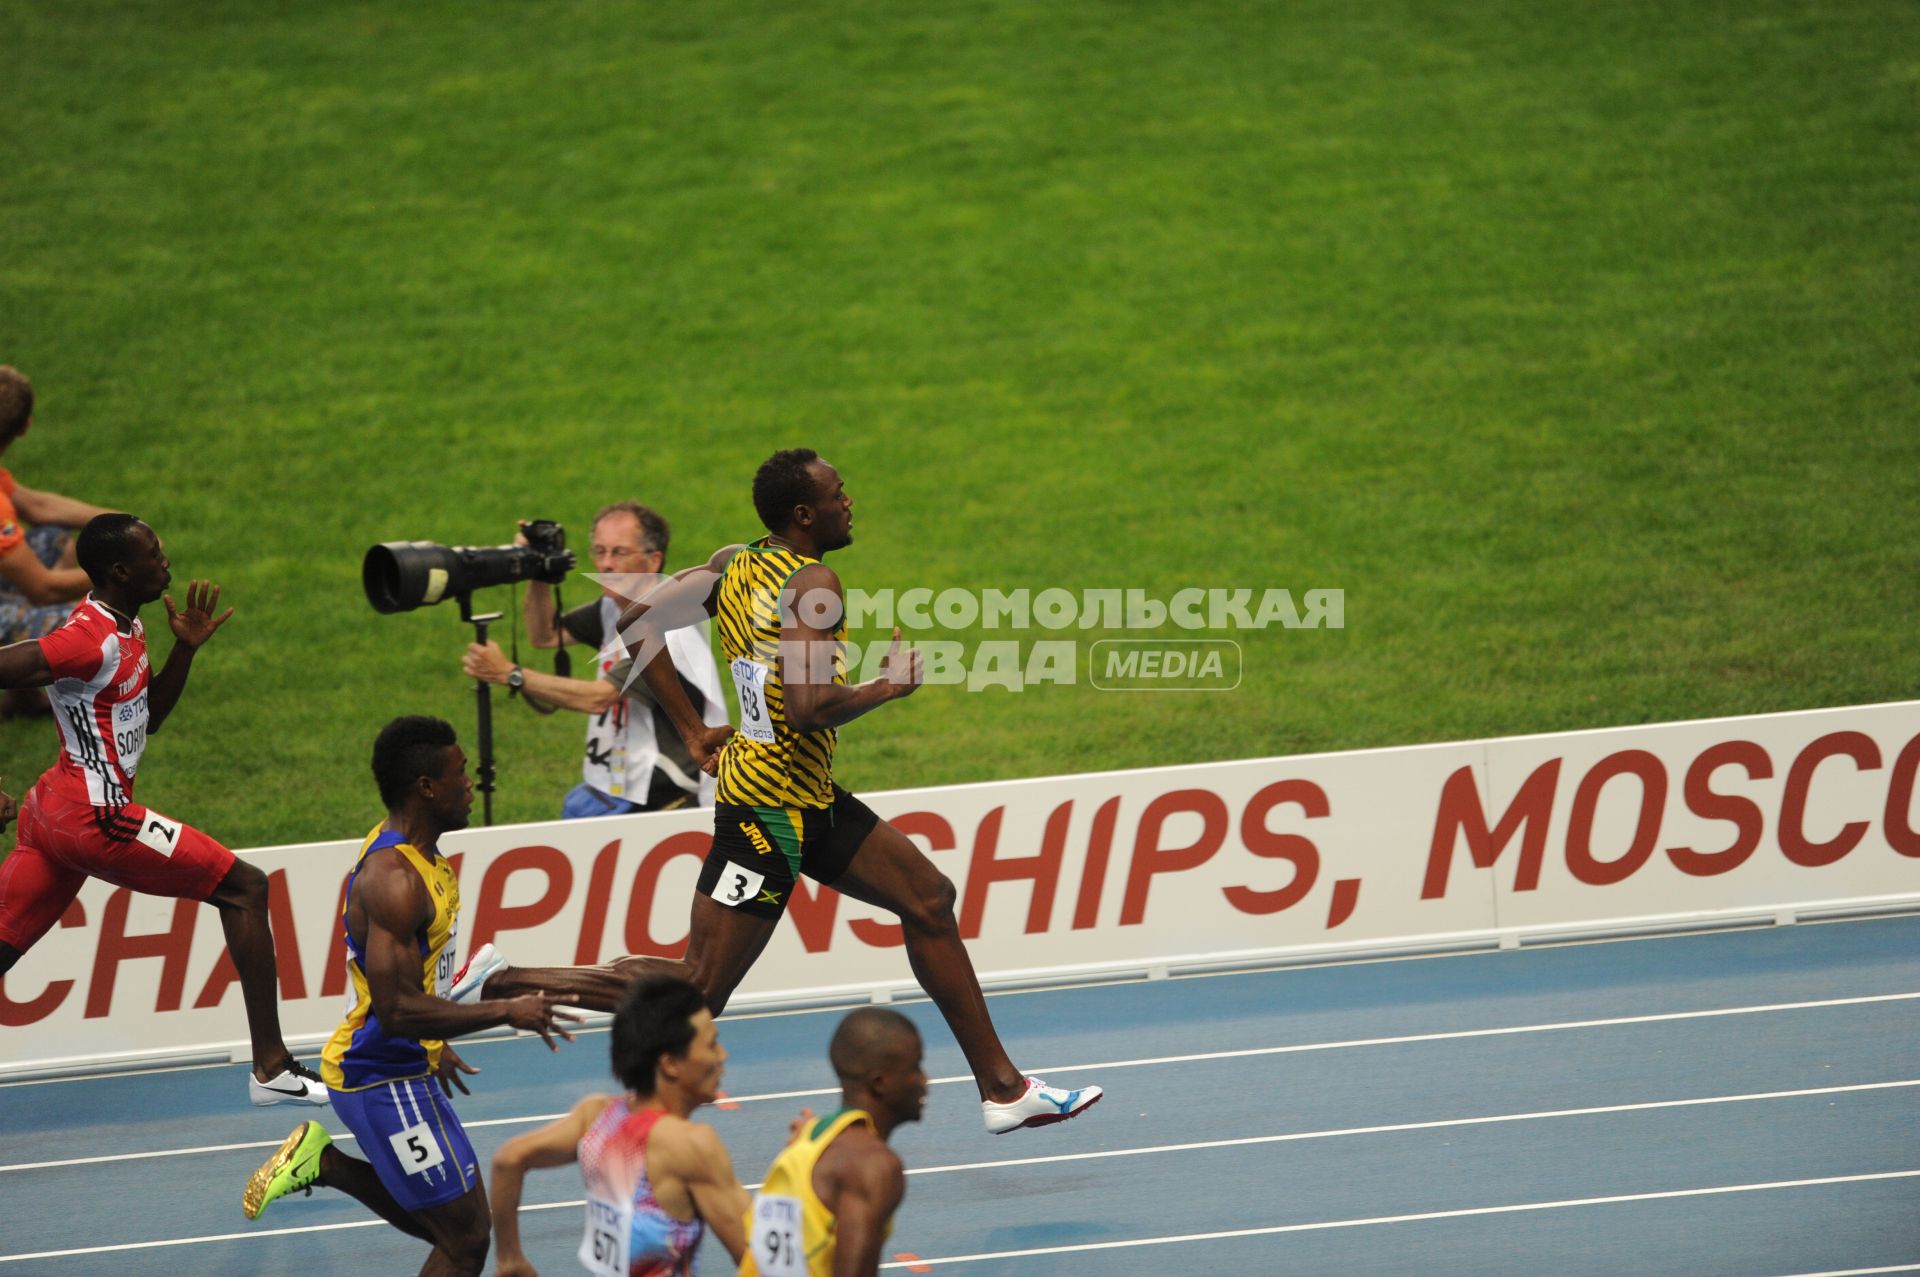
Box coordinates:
[982,1077,1103,1134]
[449,943,508,1004]
[249,1061,330,1107]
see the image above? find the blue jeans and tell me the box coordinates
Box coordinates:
[0,526,74,643]
[561,783,643,820]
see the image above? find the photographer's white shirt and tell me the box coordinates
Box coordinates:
[577,595,726,807]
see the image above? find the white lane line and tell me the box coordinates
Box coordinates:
[867,1171,1920,1268]
[5,988,1916,1175]
[893,1079,1920,1179]
[1763,1267,1920,1276]
[1048,991,1920,1077]
[10,1167,1914,1266]
[4,1084,1917,1263]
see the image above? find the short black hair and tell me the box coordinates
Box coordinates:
[371,715,458,809]
[828,1007,920,1085]
[752,448,823,534]
[611,973,709,1095]
[75,513,147,585]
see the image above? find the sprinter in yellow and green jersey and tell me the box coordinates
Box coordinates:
[742,1008,927,1277]
[583,449,1101,1136]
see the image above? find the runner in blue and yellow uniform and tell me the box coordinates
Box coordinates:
[242,716,581,1277]
[603,448,1102,1136]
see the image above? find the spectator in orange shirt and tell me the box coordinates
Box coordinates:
[0,368,118,713]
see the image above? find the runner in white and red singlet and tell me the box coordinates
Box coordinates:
[0,513,328,1107]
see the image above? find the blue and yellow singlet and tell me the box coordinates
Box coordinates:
[320,825,460,1092]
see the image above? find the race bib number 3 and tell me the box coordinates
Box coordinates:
[730,657,776,743]
[711,863,767,909]
[388,1120,445,1176]
[750,1193,806,1277]
[135,811,183,857]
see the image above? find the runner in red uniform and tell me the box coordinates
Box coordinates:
[0,513,327,1107]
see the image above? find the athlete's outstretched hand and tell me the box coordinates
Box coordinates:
[505,991,583,1051]
[494,1257,540,1277]
[689,722,734,776]
[164,581,234,650]
[435,1043,480,1097]
[0,784,15,831]
[878,627,923,698]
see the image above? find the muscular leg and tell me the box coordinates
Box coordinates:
[0,838,84,979]
[480,889,790,1018]
[317,1146,435,1243]
[413,1182,492,1277]
[830,818,1025,1102]
[204,860,293,1079]
[683,895,781,1015]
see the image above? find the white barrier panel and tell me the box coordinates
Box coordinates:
[3,701,1917,1078]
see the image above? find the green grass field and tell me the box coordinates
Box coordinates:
[3,0,1915,848]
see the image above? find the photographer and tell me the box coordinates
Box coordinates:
[462,502,727,819]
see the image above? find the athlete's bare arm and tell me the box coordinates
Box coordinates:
[147,580,231,734]
[661,1119,752,1261]
[489,1093,610,1277]
[615,544,742,770]
[612,544,740,635]
[818,1130,906,1277]
[357,851,580,1047]
[780,563,921,736]
[0,638,53,689]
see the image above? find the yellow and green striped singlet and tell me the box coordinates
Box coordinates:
[713,538,845,810]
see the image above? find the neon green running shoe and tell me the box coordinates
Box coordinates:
[243,1120,330,1219]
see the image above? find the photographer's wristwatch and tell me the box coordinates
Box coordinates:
[506,665,525,691]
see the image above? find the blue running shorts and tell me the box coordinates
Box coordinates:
[330,1074,480,1212]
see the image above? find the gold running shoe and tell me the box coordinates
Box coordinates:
[243,1120,330,1219]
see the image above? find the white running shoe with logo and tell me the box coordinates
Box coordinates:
[248,1061,330,1107]
[982,1077,1103,1134]
[449,943,509,1004]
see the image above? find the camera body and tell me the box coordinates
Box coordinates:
[363,521,575,614]
[521,518,566,558]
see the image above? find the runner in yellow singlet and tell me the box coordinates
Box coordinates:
[741,1008,927,1277]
